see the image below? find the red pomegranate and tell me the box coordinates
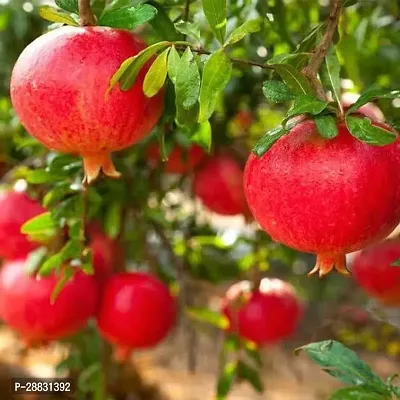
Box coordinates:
[352,240,400,306]
[342,92,385,123]
[10,27,164,183]
[193,153,249,216]
[244,119,400,277]
[0,259,99,344]
[97,272,176,355]
[147,143,206,174]
[222,278,303,345]
[0,191,46,260]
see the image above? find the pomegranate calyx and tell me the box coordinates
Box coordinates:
[82,152,121,184]
[308,254,350,278]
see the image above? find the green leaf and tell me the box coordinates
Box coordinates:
[262,80,296,103]
[90,0,106,19]
[98,4,157,29]
[148,1,181,41]
[174,21,201,42]
[51,268,73,303]
[224,19,261,47]
[43,184,72,208]
[320,49,342,111]
[217,361,237,399]
[105,202,122,239]
[61,239,84,260]
[315,115,339,139]
[346,116,397,146]
[391,258,400,267]
[244,343,263,368]
[284,95,329,122]
[175,47,200,110]
[176,101,199,127]
[267,53,311,65]
[143,47,169,98]
[39,253,64,276]
[25,247,48,275]
[21,212,57,235]
[295,23,325,55]
[68,219,82,240]
[253,126,288,157]
[330,386,388,400]
[190,121,212,152]
[27,169,68,184]
[167,45,180,85]
[296,340,387,391]
[52,195,83,222]
[272,64,314,96]
[186,307,229,329]
[237,361,264,393]
[199,50,232,123]
[201,0,227,44]
[346,88,400,115]
[109,41,170,92]
[337,35,361,88]
[38,6,79,26]
[55,0,78,13]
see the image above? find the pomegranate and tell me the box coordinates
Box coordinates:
[342,92,385,122]
[97,272,176,354]
[0,259,99,344]
[193,153,249,216]
[10,27,164,183]
[233,110,253,130]
[244,119,400,277]
[222,278,303,345]
[0,191,46,260]
[146,143,206,174]
[352,240,400,306]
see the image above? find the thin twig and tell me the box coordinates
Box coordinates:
[78,0,96,26]
[80,180,88,244]
[302,0,343,99]
[183,0,190,21]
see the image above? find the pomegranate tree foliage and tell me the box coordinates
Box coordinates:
[0,0,400,398]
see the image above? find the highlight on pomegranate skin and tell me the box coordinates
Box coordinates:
[244,118,400,277]
[0,191,46,260]
[222,278,303,345]
[0,259,99,345]
[10,26,164,184]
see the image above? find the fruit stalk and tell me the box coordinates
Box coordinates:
[78,0,96,26]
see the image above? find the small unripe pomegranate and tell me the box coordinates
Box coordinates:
[193,153,249,216]
[97,272,176,354]
[342,92,385,122]
[0,259,99,344]
[352,240,400,306]
[146,143,206,174]
[11,27,163,183]
[222,278,303,345]
[0,191,45,260]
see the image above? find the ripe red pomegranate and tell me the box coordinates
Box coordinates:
[97,272,176,355]
[0,191,46,260]
[222,278,303,345]
[193,153,249,216]
[0,259,99,344]
[244,119,400,277]
[342,92,385,123]
[352,240,400,306]
[10,27,164,183]
[146,143,206,174]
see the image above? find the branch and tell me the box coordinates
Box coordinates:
[302,0,343,99]
[184,0,190,21]
[78,0,96,26]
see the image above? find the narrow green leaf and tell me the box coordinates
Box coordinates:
[190,121,212,152]
[27,169,68,184]
[295,23,324,54]
[199,50,232,122]
[174,20,201,42]
[25,247,48,275]
[39,6,79,26]
[39,253,64,276]
[21,212,57,235]
[105,202,122,239]
[52,195,83,222]
[330,386,388,400]
[43,184,72,208]
[68,219,82,240]
[391,258,400,267]
[224,19,261,47]
[175,47,200,110]
[176,101,199,127]
[201,0,227,44]
[186,307,229,329]
[296,340,387,391]
[320,49,342,111]
[267,53,311,65]
[284,95,329,123]
[253,126,288,157]
[90,0,106,19]
[346,88,400,115]
[51,268,73,303]
[337,35,362,88]
[346,116,397,146]
[244,343,263,368]
[237,361,264,393]
[217,361,237,399]
[143,47,169,98]
[272,64,314,96]
[315,115,338,139]
[98,4,157,30]
[55,0,78,14]
[262,80,296,103]
[61,239,84,260]
[109,41,170,92]
[167,45,180,85]
[148,1,181,41]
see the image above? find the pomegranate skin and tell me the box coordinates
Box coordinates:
[0,259,99,344]
[10,26,164,183]
[352,240,400,306]
[0,191,46,260]
[244,119,400,277]
[193,153,249,216]
[97,272,176,351]
[147,143,206,174]
[222,279,303,345]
